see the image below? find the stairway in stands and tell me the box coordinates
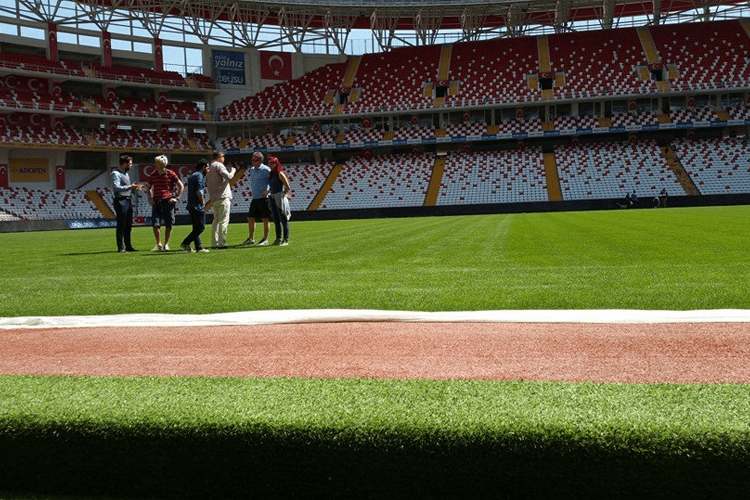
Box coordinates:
[638,27,671,91]
[433,44,453,108]
[543,153,562,201]
[307,164,343,210]
[86,190,114,219]
[663,145,700,195]
[423,157,446,206]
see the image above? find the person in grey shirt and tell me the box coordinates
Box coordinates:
[110,154,144,253]
[242,151,272,246]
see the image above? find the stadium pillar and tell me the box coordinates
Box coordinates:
[47,23,58,61]
[154,38,163,72]
[102,31,112,67]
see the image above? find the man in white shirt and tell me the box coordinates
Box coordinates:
[205,150,236,249]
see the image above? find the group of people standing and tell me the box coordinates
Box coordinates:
[109,150,291,253]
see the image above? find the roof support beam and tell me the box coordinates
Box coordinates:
[602,0,615,29]
[554,0,571,32]
[414,9,443,46]
[369,10,401,52]
[506,4,527,37]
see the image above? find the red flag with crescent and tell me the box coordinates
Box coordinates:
[0,164,8,188]
[102,31,112,67]
[260,51,292,80]
[48,22,59,61]
[56,166,65,190]
[154,38,163,72]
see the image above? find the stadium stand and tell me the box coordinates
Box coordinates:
[444,122,488,137]
[344,127,384,143]
[669,106,719,125]
[671,137,750,195]
[445,36,540,107]
[2,14,750,224]
[0,186,105,220]
[555,140,682,201]
[283,161,337,211]
[344,45,441,114]
[438,149,548,205]
[649,20,750,91]
[293,131,338,147]
[89,95,205,121]
[610,111,660,127]
[547,27,654,99]
[318,153,434,210]
[724,104,750,121]
[217,63,346,121]
[392,124,436,141]
[0,51,86,78]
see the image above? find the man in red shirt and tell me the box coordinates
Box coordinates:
[146,154,184,251]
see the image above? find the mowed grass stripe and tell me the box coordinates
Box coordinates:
[0,206,748,316]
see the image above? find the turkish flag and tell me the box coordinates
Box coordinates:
[0,164,8,188]
[260,51,292,80]
[55,166,65,190]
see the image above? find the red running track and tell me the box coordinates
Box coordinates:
[2,322,749,383]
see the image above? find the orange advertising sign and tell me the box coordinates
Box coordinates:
[9,158,50,183]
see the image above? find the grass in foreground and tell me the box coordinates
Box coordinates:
[1,207,749,497]
[1,205,749,317]
[1,375,749,498]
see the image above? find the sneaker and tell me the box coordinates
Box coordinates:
[197,248,210,253]
[280,240,288,246]
[180,243,193,253]
[272,239,282,246]
[242,238,255,245]
[258,238,268,246]
[163,244,170,251]
[118,248,127,253]
[151,245,162,252]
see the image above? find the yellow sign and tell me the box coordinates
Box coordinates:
[9,158,50,182]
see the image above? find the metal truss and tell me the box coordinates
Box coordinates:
[1,0,749,54]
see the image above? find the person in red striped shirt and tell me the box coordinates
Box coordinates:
[146,154,184,251]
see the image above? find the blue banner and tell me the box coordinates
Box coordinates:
[212,50,246,85]
[68,218,118,229]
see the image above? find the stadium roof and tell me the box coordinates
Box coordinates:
[0,0,741,55]
[76,0,749,51]
[81,0,748,30]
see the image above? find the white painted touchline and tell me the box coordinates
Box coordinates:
[1,309,750,329]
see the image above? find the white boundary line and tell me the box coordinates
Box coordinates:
[2,309,750,329]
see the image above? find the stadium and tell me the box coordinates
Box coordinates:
[1,0,750,498]
[1,0,750,227]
